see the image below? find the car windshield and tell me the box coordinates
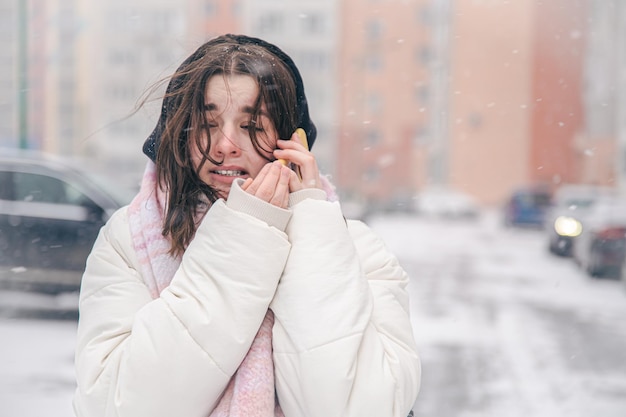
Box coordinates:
[563,199,594,209]
[533,193,552,206]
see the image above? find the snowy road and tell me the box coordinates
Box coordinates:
[1,211,626,416]
[368,212,626,417]
[0,318,76,416]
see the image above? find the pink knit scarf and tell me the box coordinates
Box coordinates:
[128,161,337,417]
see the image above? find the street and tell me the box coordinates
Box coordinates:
[368,212,626,417]
[1,211,626,416]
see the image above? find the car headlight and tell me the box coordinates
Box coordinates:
[554,216,582,237]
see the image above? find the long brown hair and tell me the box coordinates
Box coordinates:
[154,35,299,255]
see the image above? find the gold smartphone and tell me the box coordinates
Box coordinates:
[278,128,309,179]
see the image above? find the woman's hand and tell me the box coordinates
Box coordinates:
[240,161,300,208]
[273,132,322,192]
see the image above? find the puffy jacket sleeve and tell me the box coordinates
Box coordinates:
[270,199,420,417]
[73,201,291,417]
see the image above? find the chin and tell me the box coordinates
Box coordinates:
[213,186,231,201]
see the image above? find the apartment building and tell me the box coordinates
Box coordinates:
[529,0,587,190]
[83,0,337,187]
[6,0,625,205]
[0,0,18,148]
[241,0,339,178]
[580,0,625,189]
[616,3,626,193]
[77,0,193,186]
[338,0,431,208]
[187,0,241,43]
[186,0,339,177]
[447,0,537,205]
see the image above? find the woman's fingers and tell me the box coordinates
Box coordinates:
[274,134,321,190]
[243,161,291,208]
[243,129,321,206]
[269,165,291,207]
[254,162,282,202]
[244,163,270,196]
[288,169,304,192]
[240,178,253,191]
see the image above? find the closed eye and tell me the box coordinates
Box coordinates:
[242,125,264,132]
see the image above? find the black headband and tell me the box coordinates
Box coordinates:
[142,34,317,162]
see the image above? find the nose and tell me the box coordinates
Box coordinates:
[211,125,242,157]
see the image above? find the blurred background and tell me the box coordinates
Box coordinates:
[3,0,625,206]
[2,0,626,416]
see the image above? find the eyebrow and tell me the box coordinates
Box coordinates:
[203,103,269,117]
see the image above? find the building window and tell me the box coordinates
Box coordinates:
[110,49,136,66]
[204,0,217,16]
[109,85,135,101]
[366,92,382,112]
[418,5,432,26]
[256,12,284,35]
[365,129,381,146]
[301,12,326,35]
[414,124,429,145]
[366,19,383,41]
[152,11,174,33]
[415,84,429,104]
[365,53,382,72]
[417,45,431,65]
[300,51,328,71]
[364,166,380,182]
[232,1,241,16]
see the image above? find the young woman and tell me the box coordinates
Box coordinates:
[73,34,420,417]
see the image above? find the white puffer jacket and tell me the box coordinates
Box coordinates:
[73,181,420,417]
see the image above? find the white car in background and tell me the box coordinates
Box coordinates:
[412,187,481,220]
[547,184,614,256]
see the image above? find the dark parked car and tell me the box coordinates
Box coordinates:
[0,149,134,294]
[503,188,552,228]
[571,197,626,279]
